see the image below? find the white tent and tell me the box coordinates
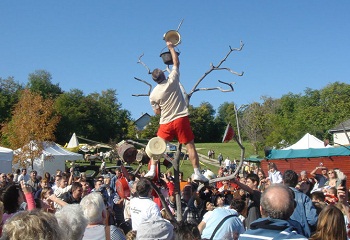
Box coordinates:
[283,133,333,150]
[67,133,79,148]
[0,146,13,173]
[15,141,83,177]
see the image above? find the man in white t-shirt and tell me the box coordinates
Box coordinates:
[130,178,161,231]
[224,157,231,171]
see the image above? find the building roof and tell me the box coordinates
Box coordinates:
[329,119,350,133]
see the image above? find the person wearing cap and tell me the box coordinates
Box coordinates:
[145,39,208,183]
[310,165,328,188]
[136,216,174,240]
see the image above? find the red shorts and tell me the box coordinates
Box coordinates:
[157,116,195,144]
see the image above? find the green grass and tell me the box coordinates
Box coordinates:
[70,141,261,180]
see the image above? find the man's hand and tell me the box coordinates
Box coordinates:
[166,41,174,49]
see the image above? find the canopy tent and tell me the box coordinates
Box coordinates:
[267,146,350,160]
[0,146,13,173]
[15,141,83,177]
[283,133,332,150]
[64,133,80,152]
[244,155,264,163]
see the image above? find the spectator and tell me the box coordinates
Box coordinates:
[39,187,55,213]
[309,205,347,240]
[0,181,35,224]
[130,178,161,231]
[297,170,313,196]
[1,210,63,240]
[17,168,29,183]
[232,173,261,229]
[218,153,223,166]
[310,165,328,188]
[283,170,318,238]
[198,198,245,239]
[224,157,231,172]
[61,182,84,204]
[173,221,201,240]
[0,173,8,189]
[110,169,122,192]
[12,169,20,183]
[55,204,88,240]
[80,192,126,240]
[239,184,307,239]
[310,191,326,214]
[27,170,39,194]
[267,163,282,183]
[324,168,341,189]
[34,179,49,199]
[256,169,268,192]
[136,217,174,240]
[5,174,14,186]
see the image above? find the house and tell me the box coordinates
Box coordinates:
[134,113,151,131]
[328,119,350,146]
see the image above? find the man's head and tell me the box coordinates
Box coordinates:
[136,178,152,197]
[71,182,83,200]
[30,170,37,180]
[94,180,103,191]
[80,192,106,224]
[21,168,27,175]
[246,173,260,190]
[282,170,299,187]
[152,68,166,83]
[0,173,6,183]
[59,176,68,188]
[260,184,295,220]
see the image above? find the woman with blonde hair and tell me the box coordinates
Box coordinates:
[1,210,63,240]
[323,169,341,189]
[309,204,347,240]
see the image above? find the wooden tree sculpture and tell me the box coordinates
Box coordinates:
[132,41,245,222]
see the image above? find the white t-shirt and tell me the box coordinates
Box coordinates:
[130,197,161,231]
[224,158,231,167]
[149,67,188,124]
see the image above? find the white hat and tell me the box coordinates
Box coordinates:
[136,217,174,240]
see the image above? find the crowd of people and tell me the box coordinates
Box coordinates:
[0,161,349,239]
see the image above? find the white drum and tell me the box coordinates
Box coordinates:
[145,137,166,160]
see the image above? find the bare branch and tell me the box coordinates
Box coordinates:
[188,41,244,100]
[191,80,235,94]
[137,53,152,74]
[131,77,152,97]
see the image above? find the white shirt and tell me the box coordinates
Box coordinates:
[224,158,231,167]
[130,196,161,231]
[268,170,283,183]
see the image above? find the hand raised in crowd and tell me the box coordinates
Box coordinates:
[20,180,32,194]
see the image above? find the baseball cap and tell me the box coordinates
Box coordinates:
[136,217,174,240]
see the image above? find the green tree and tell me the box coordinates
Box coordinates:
[27,70,62,99]
[55,89,130,144]
[140,115,160,139]
[0,77,23,125]
[189,102,218,142]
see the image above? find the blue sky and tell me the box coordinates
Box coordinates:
[1,1,349,120]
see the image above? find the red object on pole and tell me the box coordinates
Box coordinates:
[222,123,235,143]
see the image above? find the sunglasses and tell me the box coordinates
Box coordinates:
[328,172,334,174]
